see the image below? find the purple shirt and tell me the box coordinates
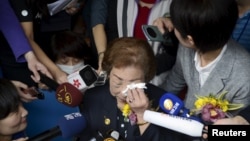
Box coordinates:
[0,0,31,62]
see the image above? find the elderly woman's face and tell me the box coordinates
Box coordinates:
[109,66,145,101]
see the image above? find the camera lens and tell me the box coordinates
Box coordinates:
[146,27,157,38]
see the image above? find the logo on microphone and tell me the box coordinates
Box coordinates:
[73,79,81,88]
[163,99,173,110]
[57,85,72,104]
[104,138,116,141]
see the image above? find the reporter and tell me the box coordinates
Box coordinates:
[0,79,29,141]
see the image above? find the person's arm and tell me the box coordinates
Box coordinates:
[21,22,68,84]
[214,106,250,125]
[92,24,107,73]
[11,80,37,102]
[91,0,108,73]
[202,106,250,139]
[238,105,250,124]
[153,16,173,34]
[0,0,51,82]
[0,0,31,62]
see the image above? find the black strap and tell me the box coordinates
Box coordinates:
[122,0,128,37]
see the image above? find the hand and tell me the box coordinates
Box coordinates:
[213,116,249,125]
[126,88,149,118]
[153,17,174,34]
[202,126,208,140]
[64,1,82,15]
[97,52,104,74]
[24,51,52,83]
[12,137,29,141]
[52,69,68,84]
[11,80,37,102]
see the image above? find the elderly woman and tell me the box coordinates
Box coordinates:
[77,37,186,141]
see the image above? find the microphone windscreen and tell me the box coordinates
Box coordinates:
[143,110,204,137]
[159,93,184,115]
[56,83,83,107]
[58,112,87,138]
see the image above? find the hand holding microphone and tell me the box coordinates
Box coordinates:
[142,93,208,137]
[38,71,83,107]
[143,110,206,137]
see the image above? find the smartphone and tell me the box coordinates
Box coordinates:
[94,71,107,86]
[142,25,166,42]
[23,87,45,99]
[142,24,174,47]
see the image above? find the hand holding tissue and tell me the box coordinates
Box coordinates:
[121,83,147,97]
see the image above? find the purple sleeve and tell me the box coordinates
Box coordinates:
[0,0,32,62]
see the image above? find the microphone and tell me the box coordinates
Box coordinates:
[89,129,124,141]
[38,71,83,107]
[67,65,98,92]
[143,110,206,137]
[28,112,86,141]
[159,93,189,117]
[38,71,59,91]
[159,93,201,121]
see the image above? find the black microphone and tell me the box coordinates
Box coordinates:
[38,71,59,91]
[28,112,86,141]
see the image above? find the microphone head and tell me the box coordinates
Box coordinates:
[143,110,204,137]
[159,93,184,115]
[67,65,98,92]
[56,83,83,107]
[58,112,86,138]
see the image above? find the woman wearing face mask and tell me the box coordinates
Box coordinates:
[51,30,94,75]
[0,78,29,141]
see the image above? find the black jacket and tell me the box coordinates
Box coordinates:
[77,81,189,141]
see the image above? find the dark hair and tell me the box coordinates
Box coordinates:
[51,30,91,62]
[170,0,238,53]
[26,0,50,18]
[102,37,156,82]
[0,79,21,119]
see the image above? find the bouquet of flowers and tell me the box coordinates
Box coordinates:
[191,91,244,124]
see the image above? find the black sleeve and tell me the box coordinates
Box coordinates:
[9,0,33,22]
[133,124,192,141]
[238,105,250,124]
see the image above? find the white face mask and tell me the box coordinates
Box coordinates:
[57,61,85,74]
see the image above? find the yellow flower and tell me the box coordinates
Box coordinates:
[194,91,244,114]
[122,103,131,117]
[192,91,244,123]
